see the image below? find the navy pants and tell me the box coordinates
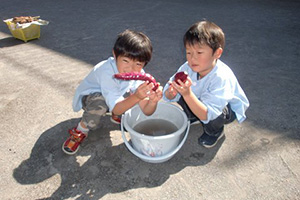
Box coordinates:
[178,97,236,137]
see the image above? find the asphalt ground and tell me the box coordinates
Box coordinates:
[0,0,300,199]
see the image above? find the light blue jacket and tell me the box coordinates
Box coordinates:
[72,57,144,112]
[163,59,249,124]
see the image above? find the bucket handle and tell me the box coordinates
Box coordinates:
[121,114,190,162]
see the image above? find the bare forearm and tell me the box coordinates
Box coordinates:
[140,100,158,116]
[112,94,140,115]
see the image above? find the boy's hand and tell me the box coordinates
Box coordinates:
[149,84,163,103]
[172,76,192,96]
[167,81,178,97]
[134,81,154,100]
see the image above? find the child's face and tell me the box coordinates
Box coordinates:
[115,55,145,73]
[185,43,222,77]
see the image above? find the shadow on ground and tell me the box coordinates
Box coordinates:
[13,116,223,199]
[0,37,25,48]
[1,0,300,139]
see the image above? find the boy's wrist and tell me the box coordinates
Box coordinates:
[149,99,158,105]
[181,89,192,98]
[132,91,145,100]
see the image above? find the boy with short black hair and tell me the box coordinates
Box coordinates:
[163,20,249,148]
[63,29,163,155]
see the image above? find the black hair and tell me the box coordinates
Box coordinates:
[113,29,152,65]
[184,20,225,54]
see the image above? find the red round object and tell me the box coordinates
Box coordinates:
[174,71,188,84]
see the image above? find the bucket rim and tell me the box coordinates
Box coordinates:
[123,102,188,139]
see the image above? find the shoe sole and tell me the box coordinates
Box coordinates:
[62,129,88,155]
[110,117,121,125]
[105,112,121,124]
[62,143,79,155]
[201,131,225,148]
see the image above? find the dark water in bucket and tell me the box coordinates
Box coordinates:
[133,119,178,136]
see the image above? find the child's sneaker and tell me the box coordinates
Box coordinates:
[198,131,224,148]
[110,114,121,124]
[62,128,88,155]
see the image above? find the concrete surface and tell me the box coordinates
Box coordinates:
[1,0,300,199]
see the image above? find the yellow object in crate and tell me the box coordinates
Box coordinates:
[5,21,40,42]
[4,17,49,42]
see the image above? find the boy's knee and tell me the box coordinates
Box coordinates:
[82,105,108,130]
[81,93,109,130]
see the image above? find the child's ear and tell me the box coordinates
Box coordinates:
[112,50,116,59]
[214,47,223,59]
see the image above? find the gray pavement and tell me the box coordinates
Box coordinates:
[1,0,300,199]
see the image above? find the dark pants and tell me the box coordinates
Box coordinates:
[178,97,236,137]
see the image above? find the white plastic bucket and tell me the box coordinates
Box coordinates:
[121,102,190,163]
